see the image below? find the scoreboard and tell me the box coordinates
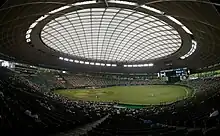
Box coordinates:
[159,68,189,82]
[159,68,189,77]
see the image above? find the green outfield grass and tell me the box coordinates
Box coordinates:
[54,85,193,105]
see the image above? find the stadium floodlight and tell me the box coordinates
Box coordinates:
[138,64,144,67]
[74,60,79,63]
[133,64,138,67]
[180,56,185,59]
[166,16,183,26]
[59,57,64,60]
[90,62,95,65]
[182,26,193,35]
[25,34,30,39]
[26,39,31,43]
[85,62,89,64]
[166,15,193,35]
[69,59,73,62]
[79,61,84,64]
[29,22,38,29]
[143,64,149,67]
[123,65,128,67]
[106,64,111,66]
[108,0,137,6]
[30,65,36,68]
[95,62,100,66]
[180,40,197,59]
[192,40,197,49]
[141,5,164,14]
[111,64,117,67]
[100,63,105,66]
[72,1,96,6]
[148,63,154,67]
[26,29,32,34]
[49,5,71,14]
[64,58,69,61]
[127,65,132,67]
[36,15,49,22]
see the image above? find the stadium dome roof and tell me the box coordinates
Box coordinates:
[0,0,220,73]
[41,7,181,62]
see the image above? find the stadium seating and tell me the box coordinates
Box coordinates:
[0,67,106,135]
[86,113,183,136]
[26,71,166,89]
[1,66,220,135]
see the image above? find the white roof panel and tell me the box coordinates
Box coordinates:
[41,7,182,62]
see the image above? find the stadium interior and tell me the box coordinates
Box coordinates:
[1,0,220,135]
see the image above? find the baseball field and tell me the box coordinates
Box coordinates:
[54,85,193,105]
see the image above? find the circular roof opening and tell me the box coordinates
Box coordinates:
[41,7,182,62]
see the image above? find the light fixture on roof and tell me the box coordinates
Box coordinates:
[64,58,69,61]
[74,60,79,63]
[166,16,183,26]
[95,62,100,66]
[148,63,154,66]
[166,15,193,35]
[72,0,96,6]
[182,26,193,35]
[90,62,95,65]
[59,58,118,67]
[25,34,30,39]
[49,5,71,14]
[85,62,89,64]
[36,15,49,22]
[79,61,84,64]
[26,29,32,34]
[26,39,31,43]
[29,22,38,29]
[138,64,144,67]
[59,57,64,60]
[123,63,153,67]
[108,0,137,6]
[133,64,138,67]
[141,5,164,14]
[180,40,197,59]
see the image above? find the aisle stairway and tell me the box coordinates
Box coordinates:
[53,114,110,136]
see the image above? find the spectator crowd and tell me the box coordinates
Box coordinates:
[0,67,220,135]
